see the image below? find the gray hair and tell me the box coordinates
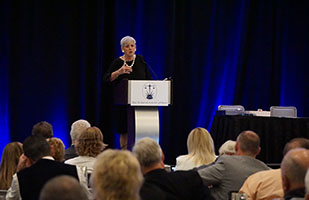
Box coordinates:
[281,148,309,187]
[219,140,236,155]
[70,120,91,142]
[39,175,88,200]
[120,36,136,47]
[132,137,162,168]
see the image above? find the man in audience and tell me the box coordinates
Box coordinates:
[132,137,212,200]
[239,137,309,200]
[198,130,269,200]
[39,175,88,200]
[32,121,53,138]
[281,148,309,199]
[91,149,143,200]
[5,135,89,200]
[64,119,91,160]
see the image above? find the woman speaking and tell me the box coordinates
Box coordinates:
[103,36,152,149]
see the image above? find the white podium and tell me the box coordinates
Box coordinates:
[114,79,172,149]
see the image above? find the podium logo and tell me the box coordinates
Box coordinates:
[143,83,157,100]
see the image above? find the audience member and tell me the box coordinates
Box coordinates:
[219,140,236,155]
[198,130,269,200]
[0,142,23,190]
[64,119,91,160]
[305,169,309,200]
[133,137,211,200]
[5,135,89,200]
[239,137,309,200]
[281,148,309,199]
[91,149,143,200]
[39,175,88,200]
[65,126,107,174]
[32,121,53,138]
[46,137,65,162]
[175,127,216,170]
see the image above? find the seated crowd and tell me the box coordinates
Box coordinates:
[1,120,309,200]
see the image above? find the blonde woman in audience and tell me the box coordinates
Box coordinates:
[47,137,65,162]
[0,142,23,190]
[65,126,107,173]
[175,127,216,171]
[91,149,143,200]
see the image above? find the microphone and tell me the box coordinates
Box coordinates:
[141,56,159,80]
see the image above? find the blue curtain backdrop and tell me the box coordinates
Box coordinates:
[1,0,309,164]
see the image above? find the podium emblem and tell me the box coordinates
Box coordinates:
[143,83,157,100]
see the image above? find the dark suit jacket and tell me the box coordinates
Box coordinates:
[64,145,78,160]
[140,168,212,200]
[17,158,79,200]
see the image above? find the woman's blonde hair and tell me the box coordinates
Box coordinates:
[92,149,143,200]
[187,127,216,165]
[76,126,107,157]
[0,142,23,190]
[47,137,65,162]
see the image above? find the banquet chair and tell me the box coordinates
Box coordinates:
[218,105,245,115]
[270,106,297,118]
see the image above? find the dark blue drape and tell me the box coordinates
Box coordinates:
[1,0,309,164]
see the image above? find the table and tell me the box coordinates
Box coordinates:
[210,115,309,163]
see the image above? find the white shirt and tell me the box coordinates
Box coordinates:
[174,155,203,171]
[5,156,90,200]
[65,156,96,174]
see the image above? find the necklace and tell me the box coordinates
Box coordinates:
[123,55,136,68]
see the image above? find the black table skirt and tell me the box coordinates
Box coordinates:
[210,115,309,163]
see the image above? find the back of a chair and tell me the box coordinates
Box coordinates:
[218,105,245,115]
[0,190,7,200]
[270,106,297,118]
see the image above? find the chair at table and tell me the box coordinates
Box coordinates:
[0,190,7,200]
[218,105,245,115]
[270,106,297,118]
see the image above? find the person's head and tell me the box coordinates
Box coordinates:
[120,36,136,57]
[235,130,261,157]
[281,148,309,194]
[283,137,309,156]
[23,135,52,162]
[92,149,143,200]
[70,119,91,145]
[32,121,53,139]
[305,169,309,200]
[0,142,23,190]
[187,127,216,164]
[219,140,236,155]
[76,126,107,157]
[132,137,163,171]
[39,175,88,200]
[46,138,65,162]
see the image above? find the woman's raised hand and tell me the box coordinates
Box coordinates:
[118,64,133,75]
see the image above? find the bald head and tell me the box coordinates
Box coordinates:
[281,148,309,193]
[283,138,309,156]
[236,130,261,157]
[39,175,88,200]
